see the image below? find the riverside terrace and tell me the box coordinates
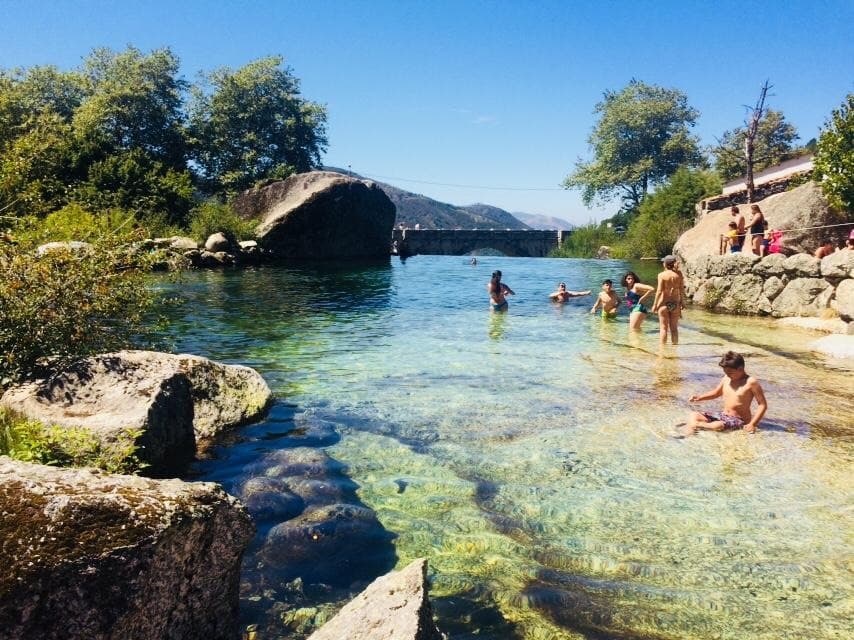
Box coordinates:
[391,228,571,257]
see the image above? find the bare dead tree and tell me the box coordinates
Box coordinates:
[744,80,772,202]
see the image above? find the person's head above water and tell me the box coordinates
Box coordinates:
[558,282,566,289]
[491,270,502,280]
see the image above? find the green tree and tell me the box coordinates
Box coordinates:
[814,93,854,215]
[0,66,87,217]
[74,47,188,167]
[713,108,800,182]
[563,79,702,213]
[190,56,328,194]
[621,167,721,258]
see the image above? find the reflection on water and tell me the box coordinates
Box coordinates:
[162,256,853,640]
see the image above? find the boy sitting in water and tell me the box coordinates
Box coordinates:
[590,279,620,317]
[684,351,767,434]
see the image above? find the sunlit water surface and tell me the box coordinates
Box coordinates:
[157,256,853,640]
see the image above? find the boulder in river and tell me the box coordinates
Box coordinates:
[237,171,396,260]
[0,457,254,640]
[308,558,446,640]
[1,350,272,475]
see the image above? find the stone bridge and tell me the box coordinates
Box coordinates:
[391,229,569,257]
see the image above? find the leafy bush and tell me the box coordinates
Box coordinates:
[0,233,157,387]
[187,200,257,242]
[10,204,139,248]
[551,222,619,258]
[0,407,144,473]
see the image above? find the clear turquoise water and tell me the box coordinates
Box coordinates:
[161,256,853,640]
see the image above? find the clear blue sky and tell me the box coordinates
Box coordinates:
[1,0,852,224]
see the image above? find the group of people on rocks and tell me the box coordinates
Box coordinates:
[721,204,854,258]
[719,204,780,256]
[486,259,767,435]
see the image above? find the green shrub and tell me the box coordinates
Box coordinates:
[551,222,619,258]
[0,233,157,387]
[187,200,257,242]
[0,407,145,473]
[10,204,141,249]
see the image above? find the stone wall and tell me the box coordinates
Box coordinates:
[682,249,854,331]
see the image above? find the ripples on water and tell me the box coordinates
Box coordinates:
[162,256,854,640]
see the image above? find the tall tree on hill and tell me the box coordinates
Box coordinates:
[712,81,800,202]
[563,79,702,214]
[189,56,328,195]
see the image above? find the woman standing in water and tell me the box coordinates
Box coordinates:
[652,255,684,344]
[621,271,655,330]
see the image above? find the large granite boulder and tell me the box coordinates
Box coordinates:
[238,171,396,260]
[821,248,854,280]
[782,253,821,278]
[674,182,845,264]
[0,458,254,640]
[308,558,445,640]
[771,278,834,317]
[836,278,854,321]
[1,351,272,474]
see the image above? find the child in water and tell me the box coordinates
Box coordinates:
[590,279,620,318]
[683,351,767,434]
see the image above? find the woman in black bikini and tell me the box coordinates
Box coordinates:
[748,204,766,255]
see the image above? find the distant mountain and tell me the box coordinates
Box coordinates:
[512,212,575,230]
[323,167,530,229]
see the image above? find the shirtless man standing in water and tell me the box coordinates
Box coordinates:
[652,255,683,344]
[487,270,514,312]
[684,351,767,434]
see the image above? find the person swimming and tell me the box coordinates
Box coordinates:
[549,282,591,303]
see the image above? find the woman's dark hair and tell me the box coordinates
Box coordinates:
[621,271,640,288]
[491,270,501,280]
[718,351,745,370]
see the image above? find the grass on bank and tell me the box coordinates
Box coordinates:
[0,407,145,474]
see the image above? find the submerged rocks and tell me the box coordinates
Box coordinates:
[0,350,272,475]
[243,171,396,260]
[0,457,254,640]
[253,445,396,586]
[308,558,446,640]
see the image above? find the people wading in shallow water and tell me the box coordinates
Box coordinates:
[652,255,683,345]
[621,272,655,331]
[487,270,514,312]
[549,282,591,303]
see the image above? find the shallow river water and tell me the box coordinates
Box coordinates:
[159,255,853,640]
